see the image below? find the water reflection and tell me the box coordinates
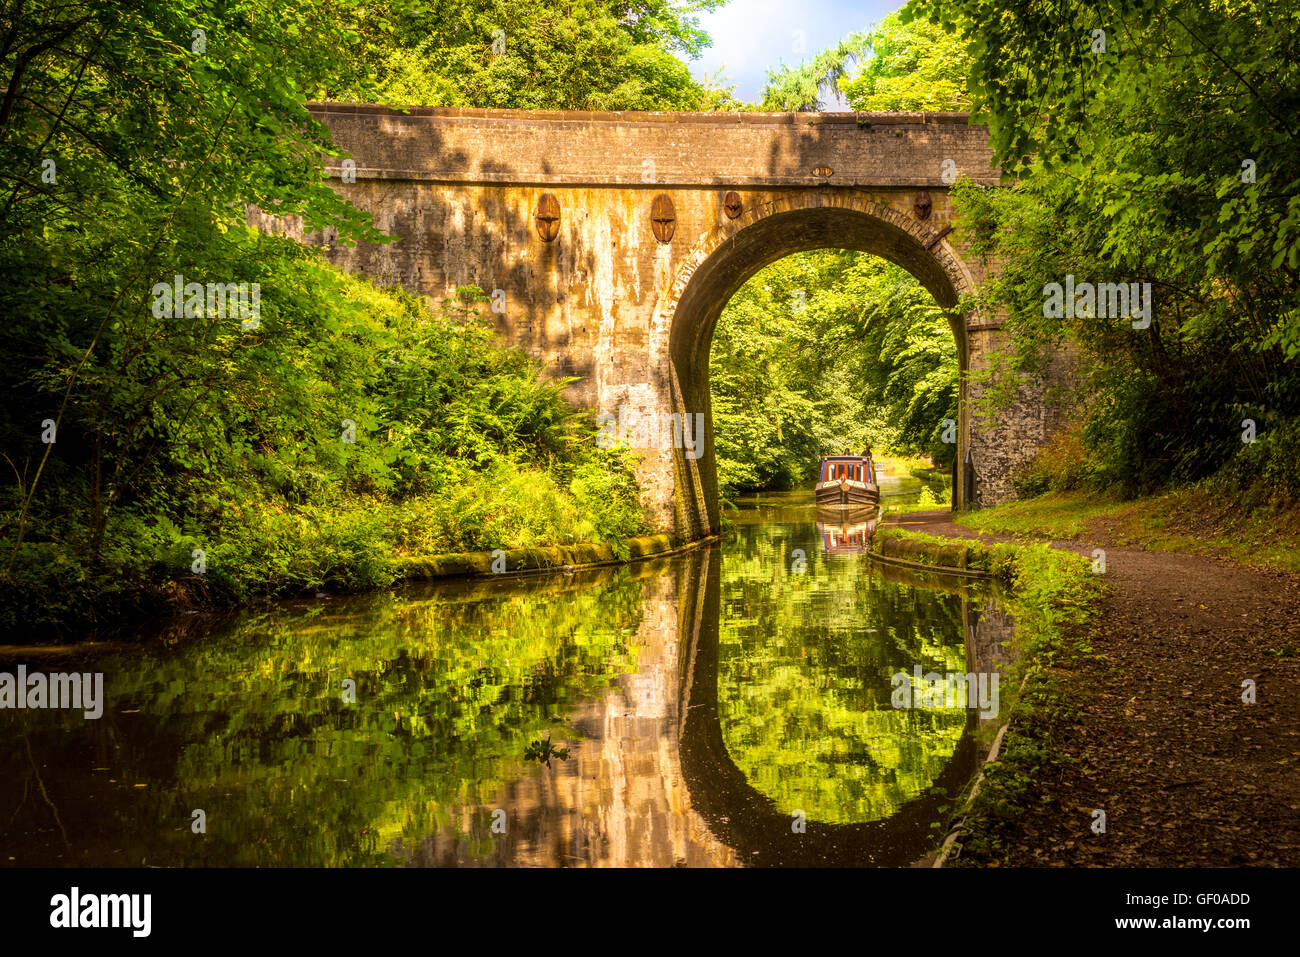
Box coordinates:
[817,503,878,552]
[1,494,1012,867]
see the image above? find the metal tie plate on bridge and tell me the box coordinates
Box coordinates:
[651,193,676,243]
[535,193,561,242]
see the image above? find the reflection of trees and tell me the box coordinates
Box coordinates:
[0,573,646,866]
[2,524,1008,867]
[716,521,971,824]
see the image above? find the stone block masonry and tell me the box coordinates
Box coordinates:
[250,104,1065,539]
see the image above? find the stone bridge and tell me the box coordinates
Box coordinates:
[260,103,1064,540]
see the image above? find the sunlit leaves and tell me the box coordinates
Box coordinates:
[841,10,974,112]
[926,0,1300,495]
[759,32,871,111]
[348,0,729,110]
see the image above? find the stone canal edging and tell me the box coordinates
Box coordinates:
[867,526,1007,580]
[398,533,719,581]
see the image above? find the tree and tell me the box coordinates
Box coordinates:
[912,0,1300,497]
[341,0,731,110]
[840,10,972,111]
[0,0,657,630]
[758,32,870,111]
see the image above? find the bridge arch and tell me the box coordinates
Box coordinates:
[659,191,976,539]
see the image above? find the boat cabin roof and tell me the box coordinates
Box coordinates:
[819,455,875,484]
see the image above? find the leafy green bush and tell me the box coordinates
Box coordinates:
[0,259,650,634]
[1011,422,1093,498]
[1207,417,1300,510]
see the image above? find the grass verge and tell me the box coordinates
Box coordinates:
[957,487,1300,574]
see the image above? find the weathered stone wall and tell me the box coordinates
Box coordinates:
[253,104,1060,536]
[405,556,739,867]
[965,327,1078,506]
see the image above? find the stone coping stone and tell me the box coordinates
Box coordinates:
[306,102,977,127]
[399,533,710,581]
[871,529,995,579]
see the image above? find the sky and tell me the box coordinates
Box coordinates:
[687,0,903,107]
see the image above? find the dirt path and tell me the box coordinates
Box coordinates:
[899,510,1300,866]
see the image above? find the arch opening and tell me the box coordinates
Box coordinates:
[664,200,974,538]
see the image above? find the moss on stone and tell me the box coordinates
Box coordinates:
[396,533,695,583]
[870,527,998,579]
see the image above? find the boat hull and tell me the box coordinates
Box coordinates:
[815,482,879,508]
[817,503,876,526]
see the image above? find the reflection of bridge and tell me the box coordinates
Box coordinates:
[677,547,983,866]
[407,547,1012,867]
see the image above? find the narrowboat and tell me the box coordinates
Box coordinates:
[815,453,879,507]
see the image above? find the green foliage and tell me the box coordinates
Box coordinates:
[840,10,972,111]
[759,10,972,114]
[343,0,733,110]
[1207,417,1300,511]
[0,268,651,632]
[709,250,959,497]
[388,447,647,557]
[758,31,870,111]
[0,0,661,633]
[917,0,1300,499]
[1011,422,1093,497]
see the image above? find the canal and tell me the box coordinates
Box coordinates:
[1,468,1014,867]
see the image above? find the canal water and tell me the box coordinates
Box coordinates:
[1,472,1012,867]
